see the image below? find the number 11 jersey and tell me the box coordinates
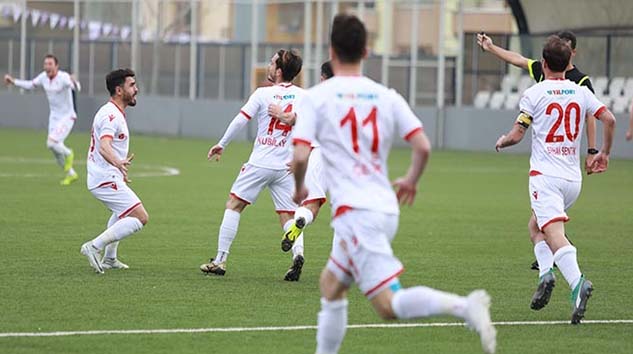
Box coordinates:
[293,76,423,216]
[519,79,606,182]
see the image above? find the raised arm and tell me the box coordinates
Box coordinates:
[477,33,530,70]
[5,74,39,90]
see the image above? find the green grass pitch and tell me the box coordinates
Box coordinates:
[0,128,631,354]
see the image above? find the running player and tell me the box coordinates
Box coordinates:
[267,61,333,258]
[4,54,81,185]
[477,31,598,270]
[495,36,615,323]
[199,49,307,280]
[80,69,148,274]
[292,15,496,354]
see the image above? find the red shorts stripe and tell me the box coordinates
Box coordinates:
[404,127,423,141]
[229,193,251,205]
[333,205,353,219]
[540,216,569,231]
[329,257,352,276]
[593,106,607,119]
[529,170,542,176]
[301,197,326,206]
[119,202,142,219]
[365,268,405,297]
[293,138,312,147]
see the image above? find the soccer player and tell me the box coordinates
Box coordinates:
[477,31,598,270]
[4,54,81,185]
[292,15,496,354]
[267,61,333,258]
[80,69,148,274]
[200,49,307,280]
[495,36,615,324]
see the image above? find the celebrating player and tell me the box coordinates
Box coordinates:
[80,69,148,274]
[268,61,333,257]
[200,49,307,281]
[292,15,496,354]
[495,36,615,323]
[477,31,598,271]
[4,54,81,185]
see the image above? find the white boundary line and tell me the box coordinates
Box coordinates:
[1,320,632,338]
[0,157,180,178]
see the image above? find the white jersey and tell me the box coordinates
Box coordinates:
[293,76,423,216]
[239,83,305,170]
[14,70,77,121]
[87,100,130,189]
[519,79,606,181]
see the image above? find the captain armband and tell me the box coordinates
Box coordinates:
[516,112,533,129]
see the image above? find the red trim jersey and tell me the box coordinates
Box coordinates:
[519,79,606,182]
[240,83,305,170]
[293,76,423,216]
[87,101,130,189]
[14,70,77,120]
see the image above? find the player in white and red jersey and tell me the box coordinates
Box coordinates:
[267,61,333,265]
[199,49,307,280]
[4,54,81,185]
[80,69,149,274]
[495,36,615,324]
[291,15,496,354]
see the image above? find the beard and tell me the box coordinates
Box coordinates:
[124,93,137,106]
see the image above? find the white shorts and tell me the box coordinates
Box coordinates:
[48,117,76,143]
[529,175,581,230]
[327,209,403,299]
[230,163,297,213]
[303,148,327,206]
[90,181,143,219]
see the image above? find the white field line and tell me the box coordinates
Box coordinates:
[1,320,632,338]
[0,157,179,178]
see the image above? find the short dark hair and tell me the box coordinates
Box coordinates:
[331,14,366,63]
[44,54,58,65]
[556,30,577,50]
[320,61,334,80]
[542,36,572,73]
[275,49,302,82]
[106,68,135,96]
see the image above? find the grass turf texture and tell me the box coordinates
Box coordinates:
[0,128,631,354]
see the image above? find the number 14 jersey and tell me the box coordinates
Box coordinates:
[293,76,423,216]
[519,79,606,182]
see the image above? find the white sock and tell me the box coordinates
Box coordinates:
[534,240,555,277]
[391,286,468,319]
[295,206,314,225]
[92,217,143,250]
[215,209,241,263]
[316,298,348,354]
[292,233,304,259]
[553,245,582,289]
[104,213,119,259]
[68,168,77,176]
[47,141,71,168]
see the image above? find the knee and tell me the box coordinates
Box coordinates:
[225,197,246,212]
[46,140,57,150]
[137,211,149,225]
[319,270,347,301]
[371,291,397,320]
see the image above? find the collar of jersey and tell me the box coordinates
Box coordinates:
[109,99,126,118]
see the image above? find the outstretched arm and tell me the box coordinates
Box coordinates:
[496,113,529,151]
[477,33,530,69]
[5,74,38,90]
[208,112,249,161]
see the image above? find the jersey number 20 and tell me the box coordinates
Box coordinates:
[545,102,581,143]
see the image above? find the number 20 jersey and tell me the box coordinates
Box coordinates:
[519,79,606,182]
[293,76,423,216]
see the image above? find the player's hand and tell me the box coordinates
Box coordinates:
[392,177,417,206]
[588,152,609,174]
[286,162,295,174]
[4,74,14,86]
[584,155,594,175]
[268,104,283,119]
[293,185,308,205]
[626,129,632,141]
[476,33,493,52]
[495,135,506,152]
[118,153,135,183]
[208,144,224,162]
